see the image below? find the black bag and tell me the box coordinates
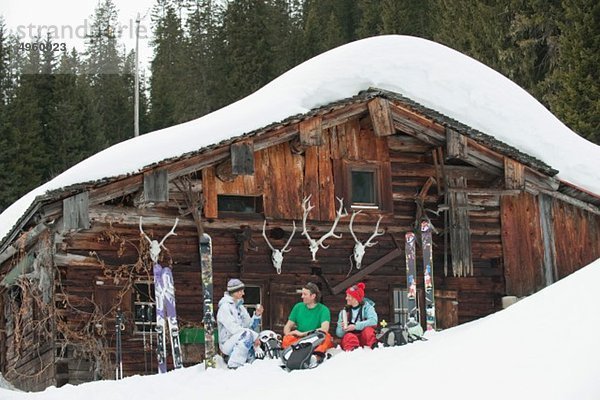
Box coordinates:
[377,321,425,347]
[280,331,325,370]
[377,324,409,347]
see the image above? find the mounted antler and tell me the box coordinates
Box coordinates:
[349,211,384,269]
[139,217,179,263]
[262,220,296,274]
[301,195,348,261]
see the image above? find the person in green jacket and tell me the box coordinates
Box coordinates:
[282,282,334,353]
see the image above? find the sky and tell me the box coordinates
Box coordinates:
[1,34,599,244]
[0,0,156,71]
[1,257,599,399]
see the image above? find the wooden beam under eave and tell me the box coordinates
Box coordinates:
[504,157,525,191]
[231,141,255,176]
[446,129,468,160]
[331,248,402,294]
[299,116,323,146]
[368,98,395,137]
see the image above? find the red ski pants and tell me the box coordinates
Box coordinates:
[341,326,377,351]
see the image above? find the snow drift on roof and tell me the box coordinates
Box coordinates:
[1,35,599,244]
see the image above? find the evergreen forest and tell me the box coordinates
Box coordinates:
[0,0,598,211]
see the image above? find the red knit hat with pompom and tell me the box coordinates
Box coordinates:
[346,282,366,303]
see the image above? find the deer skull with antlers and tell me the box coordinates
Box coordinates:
[139,217,179,263]
[262,220,296,274]
[301,195,348,261]
[349,211,384,269]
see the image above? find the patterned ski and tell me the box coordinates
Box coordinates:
[200,233,216,369]
[405,232,419,326]
[421,220,436,331]
[153,263,167,374]
[162,267,183,369]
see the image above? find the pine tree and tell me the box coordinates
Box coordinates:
[184,0,222,118]
[356,0,382,39]
[0,19,16,210]
[149,0,187,130]
[85,0,133,144]
[433,0,510,72]
[543,0,599,144]
[5,37,47,204]
[497,0,562,99]
[220,0,288,104]
[0,17,10,107]
[381,0,432,38]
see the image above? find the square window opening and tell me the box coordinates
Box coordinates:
[217,195,263,216]
[350,167,379,208]
[133,282,156,333]
[242,285,262,330]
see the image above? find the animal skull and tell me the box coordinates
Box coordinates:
[139,217,179,263]
[301,195,348,261]
[262,220,296,274]
[349,211,384,269]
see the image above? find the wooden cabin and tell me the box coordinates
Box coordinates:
[1,88,599,391]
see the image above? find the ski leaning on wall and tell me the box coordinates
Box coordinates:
[405,232,419,326]
[153,264,168,374]
[153,264,184,373]
[200,233,216,369]
[421,220,436,331]
[162,267,183,369]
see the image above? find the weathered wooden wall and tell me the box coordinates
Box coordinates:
[0,234,56,392]
[500,192,546,297]
[552,200,600,279]
[500,193,600,297]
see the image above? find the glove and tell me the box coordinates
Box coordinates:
[254,345,265,359]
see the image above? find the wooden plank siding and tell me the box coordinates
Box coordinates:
[500,192,545,296]
[551,199,600,279]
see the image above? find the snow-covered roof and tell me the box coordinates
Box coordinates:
[1,35,599,246]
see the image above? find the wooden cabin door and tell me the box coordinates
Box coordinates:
[435,289,458,329]
[268,282,301,334]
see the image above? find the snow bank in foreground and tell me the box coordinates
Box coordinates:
[1,258,599,400]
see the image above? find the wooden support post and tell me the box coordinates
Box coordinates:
[368,98,395,137]
[63,192,90,230]
[143,169,169,202]
[504,157,525,191]
[446,129,468,160]
[447,177,473,277]
[231,141,255,176]
[299,116,323,146]
[331,248,402,294]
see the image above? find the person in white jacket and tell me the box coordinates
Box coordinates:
[216,279,263,369]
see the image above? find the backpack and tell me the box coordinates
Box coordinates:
[280,331,325,370]
[256,330,282,359]
[377,321,425,347]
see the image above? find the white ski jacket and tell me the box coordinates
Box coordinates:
[216,293,261,348]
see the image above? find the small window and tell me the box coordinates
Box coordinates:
[243,285,262,330]
[392,288,411,325]
[218,195,263,216]
[133,282,156,333]
[350,166,379,209]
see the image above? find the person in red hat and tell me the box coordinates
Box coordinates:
[335,282,378,351]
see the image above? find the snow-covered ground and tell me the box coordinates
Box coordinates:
[1,35,599,244]
[1,258,599,400]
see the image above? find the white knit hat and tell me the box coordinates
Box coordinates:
[227,278,245,293]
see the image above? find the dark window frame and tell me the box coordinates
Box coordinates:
[217,194,264,219]
[132,281,156,334]
[349,165,380,208]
